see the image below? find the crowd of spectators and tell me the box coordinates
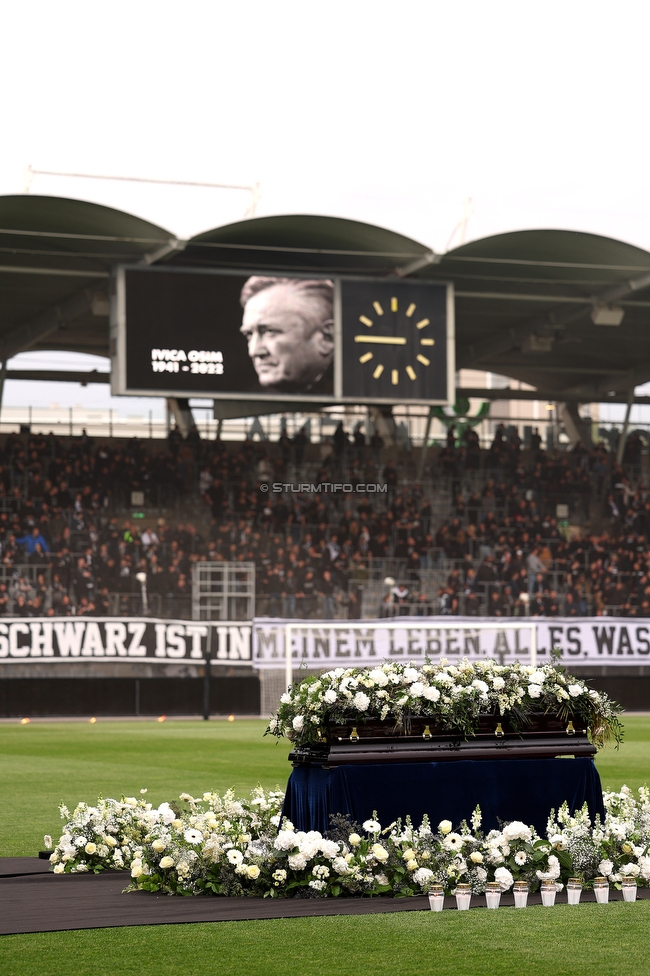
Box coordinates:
[0,423,645,619]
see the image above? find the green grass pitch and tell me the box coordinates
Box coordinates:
[1,716,649,976]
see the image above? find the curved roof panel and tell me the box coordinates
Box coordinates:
[173,213,431,275]
[1,198,650,400]
[0,195,172,358]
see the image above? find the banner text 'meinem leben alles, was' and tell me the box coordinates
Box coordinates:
[252,619,650,667]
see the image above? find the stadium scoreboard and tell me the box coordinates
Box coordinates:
[111,265,454,406]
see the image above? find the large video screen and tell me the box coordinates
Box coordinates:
[111,266,454,405]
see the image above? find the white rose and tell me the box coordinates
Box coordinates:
[371,844,389,863]
[53,863,65,874]
[470,851,483,864]
[246,865,261,880]
[438,820,452,835]
[152,839,166,853]
[292,715,304,732]
[349,833,361,846]
[131,864,143,878]
[84,843,97,855]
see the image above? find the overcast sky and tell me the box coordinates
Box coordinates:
[2,0,649,417]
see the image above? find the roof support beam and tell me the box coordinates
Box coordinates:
[0,285,102,363]
[461,270,650,369]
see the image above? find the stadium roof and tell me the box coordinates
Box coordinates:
[2,194,650,401]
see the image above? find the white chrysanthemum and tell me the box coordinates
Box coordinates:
[528,684,543,699]
[353,691,370,711]
[423,686,441,702]
[494,866,514,890]
[183,828,204,845]
[502,821,532,843]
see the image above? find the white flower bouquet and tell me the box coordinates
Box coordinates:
[266,659,623,751]
[50,783,648,897]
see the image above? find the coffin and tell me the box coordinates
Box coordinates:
[288,713,596,766]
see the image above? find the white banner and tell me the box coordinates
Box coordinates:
[0,618,251,664]
[251,617,650,668]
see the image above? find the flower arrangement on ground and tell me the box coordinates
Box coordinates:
[265,659,622,750]
[49,785,649,897]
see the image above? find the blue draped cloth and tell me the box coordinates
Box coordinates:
[282,758,604,836]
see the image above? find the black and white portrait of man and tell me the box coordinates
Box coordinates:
[239,276,334,393]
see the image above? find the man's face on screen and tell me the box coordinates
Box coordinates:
[240,283,332,392]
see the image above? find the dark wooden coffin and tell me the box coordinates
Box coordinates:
[288,713,596,766]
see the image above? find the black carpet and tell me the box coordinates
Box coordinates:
[1,859,647,936]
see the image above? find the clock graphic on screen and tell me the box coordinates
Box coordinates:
[354,295,435,386]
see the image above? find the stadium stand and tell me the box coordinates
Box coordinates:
[0,424,646,622]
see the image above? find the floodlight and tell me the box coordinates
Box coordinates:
[591,305,624,326]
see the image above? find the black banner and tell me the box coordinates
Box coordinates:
[0,618,251,663]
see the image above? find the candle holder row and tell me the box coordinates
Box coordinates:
[428,878,639,912]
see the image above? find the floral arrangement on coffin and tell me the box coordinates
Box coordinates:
[49,785,650,897]
[266,659,623,750]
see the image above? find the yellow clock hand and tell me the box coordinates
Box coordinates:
[354,336,407,345]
